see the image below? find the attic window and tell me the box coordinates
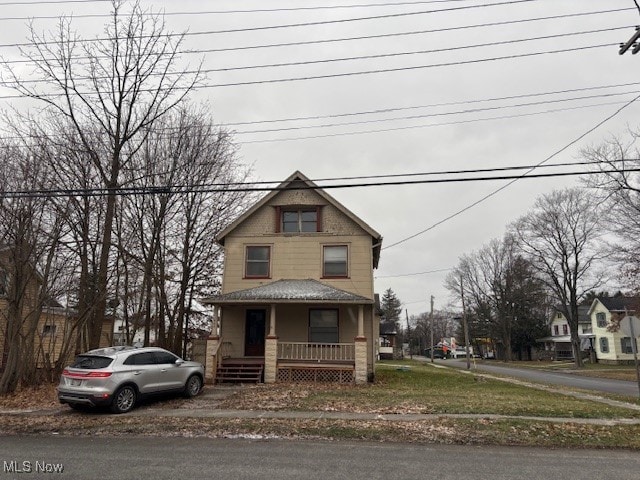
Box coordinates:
[596,312,607,328]
[278,207,320,233]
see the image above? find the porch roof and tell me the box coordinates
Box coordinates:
[203,279,373,305]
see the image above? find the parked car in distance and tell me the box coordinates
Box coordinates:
[424,347,448,359]
[57,346,204,414]
[450,347,467,359]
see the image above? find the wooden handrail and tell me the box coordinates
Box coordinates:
[277,342,355,362]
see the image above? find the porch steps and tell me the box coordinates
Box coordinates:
[216,363,264,384]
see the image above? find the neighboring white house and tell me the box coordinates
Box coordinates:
[538,305,594,360]
[588,297,640,365]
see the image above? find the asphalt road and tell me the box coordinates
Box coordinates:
[435,357,640,397]
[1,436,639,480]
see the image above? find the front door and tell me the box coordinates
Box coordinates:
[245,309,266,357]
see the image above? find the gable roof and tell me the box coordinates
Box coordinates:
[553,305,591,324]
[216,171,383,267]
[589,296,640,315]
[202,278,373,305]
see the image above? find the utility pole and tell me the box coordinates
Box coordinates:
[619,26,640,55]
[429,295,434,363]
[405,309,412,359]
[460,275,471,370]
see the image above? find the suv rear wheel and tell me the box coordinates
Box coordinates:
[110,385,137,414]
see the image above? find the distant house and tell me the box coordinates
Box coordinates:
[588,296,640,365]
[538,305,593,360]
[202,171,383,384]
[378,319,398,360]
[0,251,112,374]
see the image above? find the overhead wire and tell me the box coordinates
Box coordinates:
[381,93,640,250]
[2,166,640,199]
[0,0,542,49]
[4,26,630,87]
[238,100,632,143]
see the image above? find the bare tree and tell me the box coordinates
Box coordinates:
[1,0,202,349]
[116,106,251,354]
[446,236,546,361]
[511,188,605,367]
[581,131,640,291]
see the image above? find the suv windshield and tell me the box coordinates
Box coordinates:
[71,355,113,369]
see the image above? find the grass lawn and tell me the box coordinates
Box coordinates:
[3,360,640,449]
[219,360,640,419]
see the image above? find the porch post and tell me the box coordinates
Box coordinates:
[264,304,278,383]
[355,304,367,384]
[205,306,221,385]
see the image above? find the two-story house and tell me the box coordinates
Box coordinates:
[202,171,383,384]
[588,296,640,364]
[538,305,594,360]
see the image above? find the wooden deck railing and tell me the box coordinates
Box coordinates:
[277,342,355,362]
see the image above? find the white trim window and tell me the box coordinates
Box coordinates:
[323,245,348,278]
[245,245,271,278]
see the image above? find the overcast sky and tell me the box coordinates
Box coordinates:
[2,0,640,316]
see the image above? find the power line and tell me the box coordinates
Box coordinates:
[238,99,631,144]
[0,42,618,99]
[199,43,615,89]
[0,0,541,49]
[2,168,639,199]
[0,7,628,64]
[376,268,452,278]
[0,0,108,5]
[382,93,640,251]
[178,26,634,75]
[225,81,640,127]
[234,91,639,135]
[0,0,513,20]
[8,27,629,87]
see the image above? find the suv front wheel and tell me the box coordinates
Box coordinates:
[110,385,137,414]
[184,374,202,398]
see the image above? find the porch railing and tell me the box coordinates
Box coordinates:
[277,342,355,362]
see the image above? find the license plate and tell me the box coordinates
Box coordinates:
[69,379,82,387]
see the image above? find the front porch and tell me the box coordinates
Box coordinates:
[202,279,377,384]
[212,341,358,384]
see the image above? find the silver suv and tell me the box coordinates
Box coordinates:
[57,346,204,414]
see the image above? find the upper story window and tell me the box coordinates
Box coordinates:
[245,246,271,278]
[282,208,318,233]
[582,324,592,334]
[553,325,559,336]
[562,324,568,335]
[596,312,607,328]
[323,245,348,278]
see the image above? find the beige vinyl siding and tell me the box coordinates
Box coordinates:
[222,234,374,299]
